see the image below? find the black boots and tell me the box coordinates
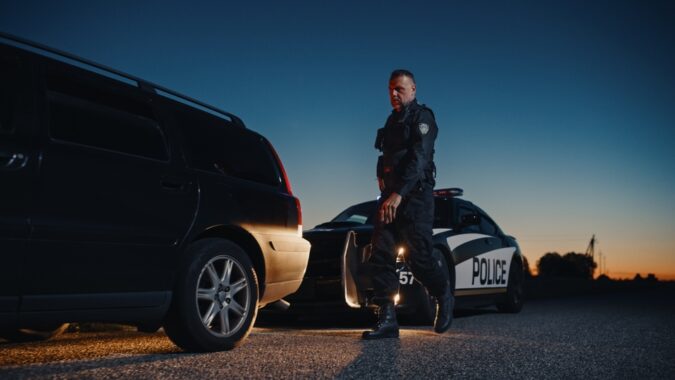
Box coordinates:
[362,303,399,340]
[362,292,452,339]
[434,289,454,334]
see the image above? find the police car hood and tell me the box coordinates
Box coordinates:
[303,224,373,262]
[305,222,373,233]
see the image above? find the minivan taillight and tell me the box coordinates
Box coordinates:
[265,139,302,235]
[265,139,293,196]
[295,197,302,228]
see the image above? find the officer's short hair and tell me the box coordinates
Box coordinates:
[390,69,416,84]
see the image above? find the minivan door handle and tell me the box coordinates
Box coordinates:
[160,177,189,192]
[0,151,28,170]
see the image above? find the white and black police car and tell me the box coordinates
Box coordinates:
[284,188,525,324]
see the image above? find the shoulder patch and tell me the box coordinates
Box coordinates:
[418,122,430,135]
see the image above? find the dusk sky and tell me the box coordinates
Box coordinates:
[2,0,674,279]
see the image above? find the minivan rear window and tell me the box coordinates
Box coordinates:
[172,103,281,187]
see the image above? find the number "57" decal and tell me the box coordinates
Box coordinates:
[398,270,415,285]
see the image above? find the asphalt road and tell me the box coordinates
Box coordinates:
[1,287,674,379]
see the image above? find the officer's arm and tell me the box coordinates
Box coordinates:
[392,110,436,197]
[375,127,386,192]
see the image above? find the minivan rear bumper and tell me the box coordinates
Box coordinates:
[251,231,311,305]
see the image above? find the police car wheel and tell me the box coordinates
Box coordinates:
[0,323,69,343]
[496,258,524,313]
[409,287,435,326]
[410,248,452,325]
[163,238,259,352]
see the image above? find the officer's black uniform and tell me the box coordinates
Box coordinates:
[369,99,450,306]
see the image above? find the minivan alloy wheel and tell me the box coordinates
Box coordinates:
[196,255,250,337]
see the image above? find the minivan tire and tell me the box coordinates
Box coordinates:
[163,238,259,352]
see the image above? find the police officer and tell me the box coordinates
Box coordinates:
[362,69,453,340]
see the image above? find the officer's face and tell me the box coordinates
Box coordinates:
[389,75,416,111]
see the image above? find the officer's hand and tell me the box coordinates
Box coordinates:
[379,193,402,224]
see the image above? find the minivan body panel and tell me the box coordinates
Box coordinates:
[0,44,38,318]
[0,36,310,336]
[248,227,310,304]
[181,173,310,305]
[22,55,198,303]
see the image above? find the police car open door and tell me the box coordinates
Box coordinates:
[342,230,369,308]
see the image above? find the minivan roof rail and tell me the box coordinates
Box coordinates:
[0,32,245,128]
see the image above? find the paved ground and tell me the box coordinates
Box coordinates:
[1,287,674,379]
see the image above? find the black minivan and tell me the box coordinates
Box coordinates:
[0,33,310,352]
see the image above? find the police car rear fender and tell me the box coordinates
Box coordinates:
[445,233,516,290]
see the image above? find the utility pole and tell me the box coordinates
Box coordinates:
[585,234,596,259]
[585,235,601,278]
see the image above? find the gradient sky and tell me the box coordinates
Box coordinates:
[2,0,674,279]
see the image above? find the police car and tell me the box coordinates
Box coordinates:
[285,188,525,323]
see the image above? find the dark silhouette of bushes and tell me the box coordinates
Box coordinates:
[522,255,532,278]
[537,252,597,279]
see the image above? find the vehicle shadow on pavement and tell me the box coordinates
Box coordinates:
[0,331,187,368]
[256,307,499,330]
[0,351,204,376]
[256,309,376,329]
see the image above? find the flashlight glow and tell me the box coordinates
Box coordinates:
[396,247,405,262]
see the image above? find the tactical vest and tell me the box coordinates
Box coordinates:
[375,101,436,193]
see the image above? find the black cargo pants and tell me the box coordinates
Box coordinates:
[367,186,450,306]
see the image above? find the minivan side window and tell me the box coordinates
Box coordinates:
[173,104,282,187]
[226,130,281,186]
[45,61,168,161]
[0,47,29,135]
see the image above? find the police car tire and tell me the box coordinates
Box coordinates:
[163,238,259,352]
[410,287,435,326]
[496,258,524,313]
[410,248,452,325]
[0,323,69,342]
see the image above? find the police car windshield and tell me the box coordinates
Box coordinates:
[330,201,377,225]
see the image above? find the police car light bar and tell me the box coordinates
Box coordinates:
[433,188,464,197]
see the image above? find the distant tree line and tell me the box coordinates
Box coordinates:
[536,252,597,279]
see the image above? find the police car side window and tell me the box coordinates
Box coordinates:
[433,198,452,228]
[457,205,480,233]
[479,212,497,235]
